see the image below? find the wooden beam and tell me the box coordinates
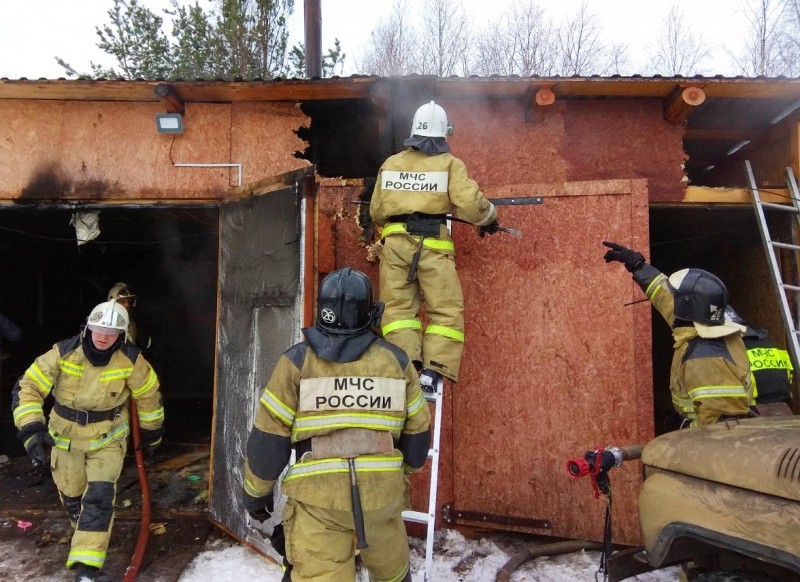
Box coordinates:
[685,127,757,141]
[154,83,185,115]
[664,84,706,124]
[5,77,800,105]
[684,185,789,204]
[535,86,555,106]
[524,83,555,124]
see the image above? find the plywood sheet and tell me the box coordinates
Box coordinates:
[451,179,653,545]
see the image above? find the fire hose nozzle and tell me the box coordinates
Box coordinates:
[565,446,634,480]
[566,457,591,478]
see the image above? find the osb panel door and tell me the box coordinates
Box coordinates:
[452,179,653,545]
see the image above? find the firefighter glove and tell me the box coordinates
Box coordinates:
[478,221,501,237]
[18,422,54,468]
[602,241,645,273]
[246,491,274,522]
[270,523,287,557]
[138,427,163,457]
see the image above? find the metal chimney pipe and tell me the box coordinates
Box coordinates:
[304,0,322,78]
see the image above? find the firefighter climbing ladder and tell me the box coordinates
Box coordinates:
[402,376,444,582]
[396,199,537,581]
[746,160,800,371]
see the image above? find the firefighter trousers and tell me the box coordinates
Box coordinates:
[51,437,126,570]
[283,495,411,582]
[379,234,465,381]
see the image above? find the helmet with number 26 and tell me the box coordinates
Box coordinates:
[410,101,452,138]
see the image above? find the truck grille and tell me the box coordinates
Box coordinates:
[778,447,800,483]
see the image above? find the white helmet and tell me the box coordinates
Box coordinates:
[410,101,452,138]
[86,301,129,335]
[108,282,136,306]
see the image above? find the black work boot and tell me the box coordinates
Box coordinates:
[73,562,98,581]
[419,368,443,401]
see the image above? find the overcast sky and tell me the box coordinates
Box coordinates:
[0,0,748,79]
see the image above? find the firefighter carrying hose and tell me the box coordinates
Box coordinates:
[243,267,431,582]
[12,300,164,582]
[370,100,500,391]
[603,242,753,426]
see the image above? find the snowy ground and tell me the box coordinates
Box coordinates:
[179,529,681,582]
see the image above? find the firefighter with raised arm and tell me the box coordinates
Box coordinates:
[243,267,431,582]
[12,300,164,582]
[370,100,499,392]
[603,241,753,426]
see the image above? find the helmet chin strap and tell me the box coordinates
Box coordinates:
[373,302,385,328]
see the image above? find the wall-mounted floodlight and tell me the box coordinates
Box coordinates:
[155,113,184,134]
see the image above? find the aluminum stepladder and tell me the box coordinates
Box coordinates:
[402,376,444,582]
[745,160,800,371]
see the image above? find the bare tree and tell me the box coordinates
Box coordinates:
[358,0,417,75]
[557,1,607,75]
[415,0,472,76]
[733,0,789,76]
[649,3,712,75]
[777,0,800,75]
[357,0,627,77]
[605,43,631,75]
[473,1,558,76]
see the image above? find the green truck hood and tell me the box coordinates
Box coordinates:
[641,417,800,502]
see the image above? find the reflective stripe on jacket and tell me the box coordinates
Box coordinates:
[633,265,752,425]
[13,334,163,452]
[370,149,496,236]
[244,337,431,512]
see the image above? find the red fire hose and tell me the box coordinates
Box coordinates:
[123,400,151,582]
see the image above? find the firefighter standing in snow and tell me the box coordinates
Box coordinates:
[603,242,753,426]
[370,100,499,390]
[243,268,431,582]
[13,300,164,582]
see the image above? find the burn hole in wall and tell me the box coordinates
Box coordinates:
[296,99,384,178]
[648,205,789,434]
[0,206,219,454]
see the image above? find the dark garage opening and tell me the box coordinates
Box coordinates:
[0,205,219,456]
[648,204,793,433]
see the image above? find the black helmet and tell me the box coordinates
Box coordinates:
[668,268,728,325]
[316,268,381,335]
[724,305,746,326]
[725,305,767,339]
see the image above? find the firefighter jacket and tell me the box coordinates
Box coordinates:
[369,148,497,250]
[12,334,164,452]
[743,330,793,404]
[633,265,752,426]
[243,327,431,513]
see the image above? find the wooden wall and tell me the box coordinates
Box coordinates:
[0,92,687,545]
[325,97,684,544]
[0,100,308,200]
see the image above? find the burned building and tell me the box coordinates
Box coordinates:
[0,75,798,552]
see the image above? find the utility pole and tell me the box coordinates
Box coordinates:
[304,0,322,78]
